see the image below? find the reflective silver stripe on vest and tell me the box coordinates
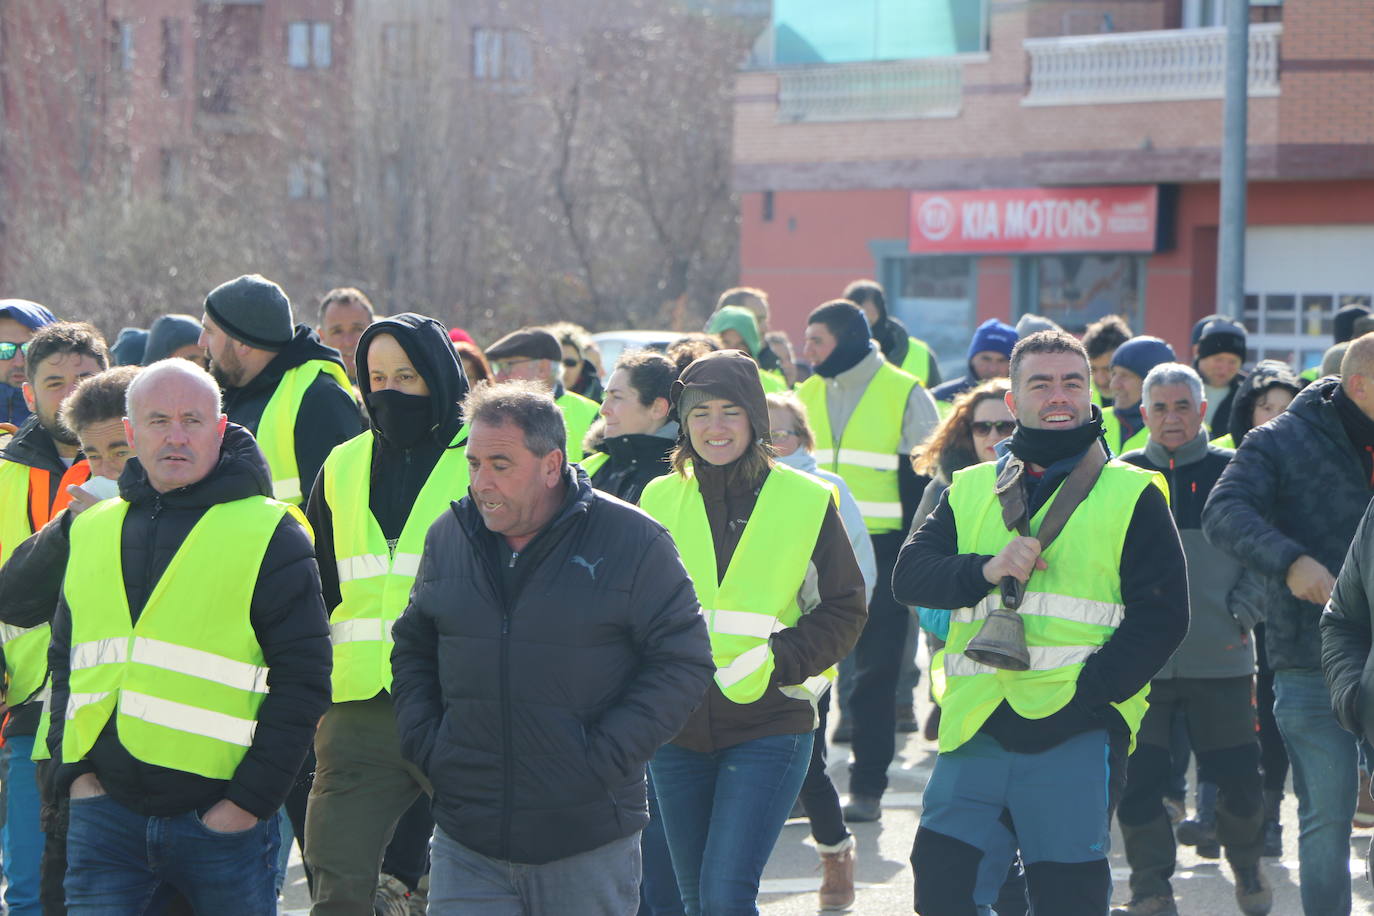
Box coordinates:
[703,608,785,641]
[0,622,31,645]
[944,645,1098,677]
[714,643,773,689]
[71,638,130,671]
[337,552,423,583]
[273,477,302,503]
[811,448,899,471]
[66,691,113,719]
[854,500,902,519]
[330,618,396,646]
[779,673,832,703]
[131,638,269,695]
[954,593,1125,630]
[120,690,258,747]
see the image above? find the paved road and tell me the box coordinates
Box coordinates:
[280,688,1374,914]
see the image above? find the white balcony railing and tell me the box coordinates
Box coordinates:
[1023,23,1281,106]
[776,58,964,122]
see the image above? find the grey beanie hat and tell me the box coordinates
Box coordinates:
[143,313,202,364]
[204,274,294,351]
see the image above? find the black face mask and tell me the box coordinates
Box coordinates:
[367,389,433,450]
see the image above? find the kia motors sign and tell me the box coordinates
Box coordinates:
[909,186,1160,254]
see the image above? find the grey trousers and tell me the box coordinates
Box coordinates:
[429,826,641,916]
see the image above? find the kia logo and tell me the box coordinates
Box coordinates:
[918,196,954,241]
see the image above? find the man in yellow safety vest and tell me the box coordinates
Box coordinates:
[198,274,361,505]
[47,358,331,914]
[893,329,1188,916]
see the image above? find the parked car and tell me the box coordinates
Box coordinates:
[590,330,678,370]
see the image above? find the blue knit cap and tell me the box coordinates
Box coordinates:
[967,319,1018,360]
[0,299,57,331]
[1110,335,1176,379]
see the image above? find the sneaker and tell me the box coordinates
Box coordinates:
[896,704,919,734]
[1232,862,1273,915]
[818,838,855,910]
[842,794,881,823]
[831,717,853,744]
[374,874,410,916]
[1110,894,1179,916]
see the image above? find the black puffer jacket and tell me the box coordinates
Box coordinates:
[390,468,713,865]
[1204,378,1373,671]
[306,314,469,613]
[47,424,333,819]
[221,324,362,501]
[588,427,676,505]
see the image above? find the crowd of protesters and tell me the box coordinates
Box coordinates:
[4,276,1374,916]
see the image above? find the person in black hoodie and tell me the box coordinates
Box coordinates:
[843,279,941,388]
[303,314,470,915]
[582,348,679,504]
[47,359,331,914]
[198,274,361,505]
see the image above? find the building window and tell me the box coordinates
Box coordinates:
[161,19,183,94]
[288,157,328,200]
[1017,254,1145,335]
[161,149,186,199]
[1243,292,1364,374]
[288,21,332,68]
[881,254,976,380]
[381,24,418,77]
[111,20,135,76]
[472,27,532,83]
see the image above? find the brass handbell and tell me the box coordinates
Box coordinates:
[963,575,1032,671]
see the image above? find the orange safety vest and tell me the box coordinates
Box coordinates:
[30,462,91,528]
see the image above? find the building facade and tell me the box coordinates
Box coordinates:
[735,0,1374,376]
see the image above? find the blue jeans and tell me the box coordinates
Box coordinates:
[429,826,640,915]
[64,794,280,915]
[639,773,684,915]
[1273,669,1358,916]
[650,732,813,916]
[2,734,43,916]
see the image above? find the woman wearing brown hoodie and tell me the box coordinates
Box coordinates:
[640,350,867,915]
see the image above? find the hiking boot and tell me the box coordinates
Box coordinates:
[1232,862,1272,915]
[374,874,410,916]
[842,794,881,823]
[1110,894,1178,916]
[831,717,853,744]
[1177,816,1220,859]
[896,704,919,734]
[818,836,855,910]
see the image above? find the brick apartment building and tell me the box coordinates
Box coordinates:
[734,0,1374,378]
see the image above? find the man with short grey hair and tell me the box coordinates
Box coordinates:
[390,380,713,914]
[46,357,331,913]
[1115,362,1270,916]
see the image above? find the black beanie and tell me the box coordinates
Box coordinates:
[1197,318,1247,361]
[807,300,873,378]
[204,274,294,351]
[1335,304,1372,344]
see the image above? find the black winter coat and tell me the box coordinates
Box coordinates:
[1322,497,1374,744]
[390,468,713,865]
[1204,378,1374,671]
[221,325,361,501]
[47,425,333,819]
[588,431,675,505]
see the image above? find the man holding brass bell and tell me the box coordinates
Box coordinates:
[894,329,1188,916]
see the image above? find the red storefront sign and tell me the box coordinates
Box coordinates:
[909,186,1159,254]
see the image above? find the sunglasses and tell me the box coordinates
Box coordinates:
[0,341,29,361]
[562,358,580,367]
[971,420,1017,437]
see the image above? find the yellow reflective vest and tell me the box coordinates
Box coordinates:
[1101,405,1149,456]
[63,496,290,779]
[641,463,833,705]
[940,459,1166,754]
[899,337,936,388]
[321,428,469,702]
[579,451,610,477]
[257,360,354,504]
[557,390,600,463]
[797,363,918,533]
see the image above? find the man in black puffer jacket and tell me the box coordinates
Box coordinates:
[1203,337,1374,916]
[391,380,713,913]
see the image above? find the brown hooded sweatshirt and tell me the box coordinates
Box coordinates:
[668,350,868,752]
